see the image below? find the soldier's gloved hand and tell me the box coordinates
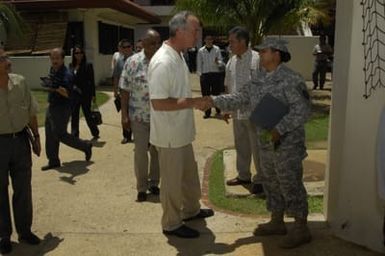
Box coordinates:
[270,128,281,143]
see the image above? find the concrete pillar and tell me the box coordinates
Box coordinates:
[325,0,385,252]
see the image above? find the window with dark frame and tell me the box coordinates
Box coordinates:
[63,22,84,56]
[98,21,134,54]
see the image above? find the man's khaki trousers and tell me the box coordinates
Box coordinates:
[157,144,201,231]
[131,121,159,192]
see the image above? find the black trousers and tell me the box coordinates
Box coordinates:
[123,128,132,140]
[200,72,222,117]
[312,60,328,89]
[0,133,33,238]
[45,104,89,165]
[71,96,99,138]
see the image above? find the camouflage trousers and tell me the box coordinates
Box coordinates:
[259,146,308,218]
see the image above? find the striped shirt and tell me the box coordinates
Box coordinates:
[47,65,73,106]
[225,49,260,120]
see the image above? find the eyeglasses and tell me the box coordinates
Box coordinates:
[74,52,83,55]
[122,45,131,49]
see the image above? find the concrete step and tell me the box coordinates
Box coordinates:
[223,149,326,197]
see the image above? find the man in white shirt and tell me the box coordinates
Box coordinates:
[196,35,224,118]
[148,11,214,239]
[112,39,133,144]
[224,27,264,195]
[312,35,332,90]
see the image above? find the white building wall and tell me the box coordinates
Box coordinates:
[10,56,72,88]
[83,10,115,85]
[9,9,135,88]
[325,0,385,253]
[83,10,135,84]
[267,36,319,80]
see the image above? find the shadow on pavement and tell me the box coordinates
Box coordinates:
[55,160,93,185]
[164,220,374,256]
[303,159,325,182]
[8,232,63,256]
[91,140,106,148]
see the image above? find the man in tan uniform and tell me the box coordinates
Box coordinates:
[0,51,41,254]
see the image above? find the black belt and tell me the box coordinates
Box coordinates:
[0,129,26,138]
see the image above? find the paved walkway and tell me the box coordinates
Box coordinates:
[6,76,382,255]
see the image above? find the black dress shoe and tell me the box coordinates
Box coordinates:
[226,177,251,186]
[137,192,147,202]
[41,163,60,171]
[91,135,100,141]
[0,238,12,254]
[19,232,41,245]
[85,142,92,161]
[163,225,200,238]
[18,232,41,245]
[149,186,160,195]
[183,208,214,221]
[121,138,129,144]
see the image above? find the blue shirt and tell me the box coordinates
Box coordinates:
[47,65,73,106]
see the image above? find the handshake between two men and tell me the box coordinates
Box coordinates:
[190,96,215,112]
[176,96,281,144]
[177,96,231,124]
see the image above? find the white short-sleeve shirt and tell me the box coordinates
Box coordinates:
[148,42,196,148]
[225,49,259,120]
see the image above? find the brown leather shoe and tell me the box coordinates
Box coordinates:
[226,177,251,186]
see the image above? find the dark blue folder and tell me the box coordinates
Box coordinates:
[249,94,289,130]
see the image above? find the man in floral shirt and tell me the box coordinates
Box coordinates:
[119,29,161,202]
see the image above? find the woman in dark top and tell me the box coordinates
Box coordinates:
[69,46,100,140]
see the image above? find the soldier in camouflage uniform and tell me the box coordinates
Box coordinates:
[203,38,312,248]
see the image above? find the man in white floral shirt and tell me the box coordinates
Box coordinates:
[119,29,161,202]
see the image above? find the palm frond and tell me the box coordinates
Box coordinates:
[0,3,28,42]
[174,0,333,45]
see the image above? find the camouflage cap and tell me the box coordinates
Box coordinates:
[255,38,289,53]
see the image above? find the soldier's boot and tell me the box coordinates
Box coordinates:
[253,212,287,236]
[279,217,312,249]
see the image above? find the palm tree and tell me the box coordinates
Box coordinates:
[175,0,333,45]
[0,3,26,46]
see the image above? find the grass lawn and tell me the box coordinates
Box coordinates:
[32,90,110,127]
[208,151,324,217]
[306,114,329,143]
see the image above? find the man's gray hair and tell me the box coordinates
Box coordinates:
[169,11,195,37]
